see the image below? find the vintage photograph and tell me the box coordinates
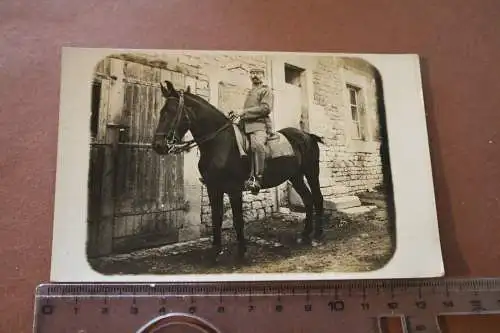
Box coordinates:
[50,48,444,281]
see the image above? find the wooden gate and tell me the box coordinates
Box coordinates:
[87,57,189,257]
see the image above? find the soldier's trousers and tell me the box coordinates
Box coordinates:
[248,130,267,178]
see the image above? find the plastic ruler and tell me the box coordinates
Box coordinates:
[32,277,500,332]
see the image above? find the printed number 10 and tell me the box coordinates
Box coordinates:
[328,301,345,312]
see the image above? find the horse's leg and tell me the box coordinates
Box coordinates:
[207,185,224,261]
[228,191,246,261]
[289,174,314,244]
[304,134,325,244]
[305,164,325,244]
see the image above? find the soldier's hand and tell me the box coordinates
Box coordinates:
[228,110,241,122]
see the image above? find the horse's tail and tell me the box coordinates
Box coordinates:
[308,133,325,144]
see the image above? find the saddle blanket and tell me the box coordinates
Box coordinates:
[233,124,295,159]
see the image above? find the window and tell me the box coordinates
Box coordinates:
[284,63,305,87]
[90,80,101,139]
[347,84,365,140]
[343,70,380,153]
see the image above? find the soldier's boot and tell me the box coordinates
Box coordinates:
[249,149,265,195]
[244,150,257,192]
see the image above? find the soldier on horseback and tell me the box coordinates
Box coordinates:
[233,67,277,194]
[155,78,326,260]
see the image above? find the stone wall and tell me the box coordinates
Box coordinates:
[112,52,277,235]
[178,54,275,234]
[201,187,276,232]
[308,56,384,202]
[106,52,386,238]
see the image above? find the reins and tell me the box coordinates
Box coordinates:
[161,90,233,154]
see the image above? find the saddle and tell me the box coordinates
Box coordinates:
[232,124,295,159]
[198,124,296,188]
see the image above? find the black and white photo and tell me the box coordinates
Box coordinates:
[50,48,444,281]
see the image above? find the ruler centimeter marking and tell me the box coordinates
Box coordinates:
[33,278,500,333]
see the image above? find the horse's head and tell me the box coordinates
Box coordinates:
[152,80,191,155]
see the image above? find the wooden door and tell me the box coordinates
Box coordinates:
[111,62,186,253]
[87,57,188,256]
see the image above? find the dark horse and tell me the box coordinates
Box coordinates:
[152,80,325,262]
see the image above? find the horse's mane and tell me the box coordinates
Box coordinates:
[185,92,230,121]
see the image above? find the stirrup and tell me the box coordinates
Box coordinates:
[244,176,262,195]
[244,176,256,188]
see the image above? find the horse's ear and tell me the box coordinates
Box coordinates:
[160,80,176,97]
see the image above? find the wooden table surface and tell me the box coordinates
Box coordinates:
[1,1,499,332]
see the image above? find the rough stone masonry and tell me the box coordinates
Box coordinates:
[109,52,385,237]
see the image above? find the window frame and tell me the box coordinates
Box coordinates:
[347,83,364,140]
[341,68,379,153]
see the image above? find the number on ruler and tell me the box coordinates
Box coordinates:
[470,300,486,312]
[388,302,399,310]
[41,305,54,315]
[73,297,79,315]
[328,300,344,312]
[442,300,454,308]
[415,300,427,309]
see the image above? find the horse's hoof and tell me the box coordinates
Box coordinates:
[297,236,311,246]
[236,245,247,260]
[209,248,224,264]
[311,233,325,247]
[314,232,325,242]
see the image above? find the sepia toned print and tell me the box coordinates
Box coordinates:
[50,48,443,281]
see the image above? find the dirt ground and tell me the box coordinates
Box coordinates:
[89,193,396,275]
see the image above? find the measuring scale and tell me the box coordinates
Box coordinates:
[33,278,500,332]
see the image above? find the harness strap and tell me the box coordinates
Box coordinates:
[166,91,186,142]
[162,91,234,154]
[169,121,232,154]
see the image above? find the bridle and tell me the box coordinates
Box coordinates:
[156,89,232,154]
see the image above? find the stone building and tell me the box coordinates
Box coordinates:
[89,52,387,254]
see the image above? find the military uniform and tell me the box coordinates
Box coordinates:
[239,84,274,190]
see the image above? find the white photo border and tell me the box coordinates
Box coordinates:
[50,47,444,282]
